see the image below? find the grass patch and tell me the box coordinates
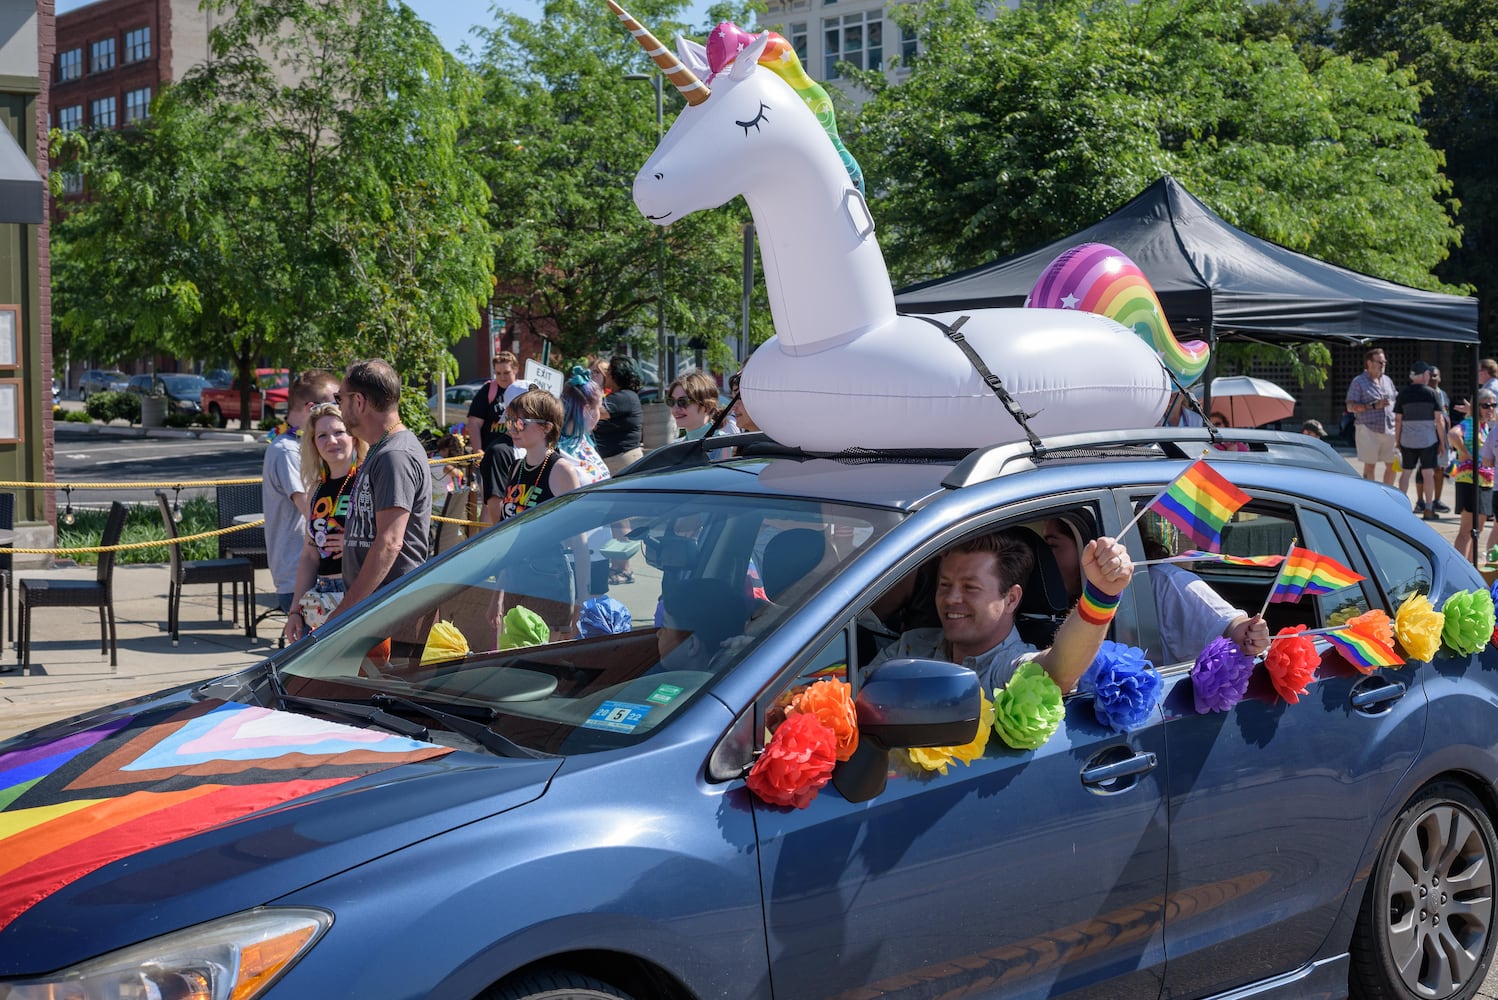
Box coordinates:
[57,496,220,565]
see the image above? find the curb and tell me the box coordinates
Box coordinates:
[60,423,260,443]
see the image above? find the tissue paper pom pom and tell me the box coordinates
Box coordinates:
[578,596,632,637]
[1092,654,1163,732]
[992,662,1064,751]
[1346,609,1395,648]
[420,620,470,666]
[1265,625,1318,704]
[1394,592,1445,662]
[746,712,837,808]
[1441,589,1496,656]
[498,605,550,650]
[1192,636,1256,713]
[909,695,995,774]
[786,679,859,762]
[1078,640,1152,696]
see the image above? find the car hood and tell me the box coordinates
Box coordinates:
[0,695,561,975]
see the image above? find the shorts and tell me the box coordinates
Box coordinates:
[1399,444,1438,472]
[1456,481,1494,517]
[1355,425,1397,465]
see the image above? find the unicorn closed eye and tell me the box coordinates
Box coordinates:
[613,3,1201,452]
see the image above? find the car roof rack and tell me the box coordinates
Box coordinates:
[618,432,976,477]
[943,427,1354,489]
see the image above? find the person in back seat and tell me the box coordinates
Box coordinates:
[1042,513,1269,664]
[867,527,1133,695]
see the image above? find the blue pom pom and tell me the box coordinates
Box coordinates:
[1087,642,1161,732]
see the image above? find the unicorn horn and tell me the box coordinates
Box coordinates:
[607,0,710,106]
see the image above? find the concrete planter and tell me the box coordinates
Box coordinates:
[140,396,168,428]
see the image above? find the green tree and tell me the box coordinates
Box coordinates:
[471,0,771,369]
[848,0,1463,295]
[1338,0,1498,342]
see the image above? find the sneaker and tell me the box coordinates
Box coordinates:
[1433,501,1451,513]
[1424,510,1440,522]
[1414,500,1426,513]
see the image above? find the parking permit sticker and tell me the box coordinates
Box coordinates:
[647,684,683,705]
[584,701,653,733]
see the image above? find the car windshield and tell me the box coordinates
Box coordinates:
[277,489,900,755]
[159,375,207,394]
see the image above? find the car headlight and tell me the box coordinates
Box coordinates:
[0,907,330,999]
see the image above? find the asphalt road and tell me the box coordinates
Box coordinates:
[54,425,266,507]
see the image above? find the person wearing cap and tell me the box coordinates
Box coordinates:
[1301,419,1328,439]
[478,380,532,524]
[1394,361,1447,522]
[1345,347,1397,485]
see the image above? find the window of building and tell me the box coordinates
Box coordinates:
[124,26,151,64]
[900,25,918,63]
[823,9,883,79]
[57,48,82,82]
[92,96,117,129]
[60,172,84,196]
[91,38,116,73]
[57,105,83,132]
[125,87,151,123]
[788,21,808,64]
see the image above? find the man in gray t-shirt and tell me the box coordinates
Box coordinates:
[299,359,431,637]
[1394,361,1447,522]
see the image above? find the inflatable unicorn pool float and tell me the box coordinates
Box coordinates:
[611,4,1210,452]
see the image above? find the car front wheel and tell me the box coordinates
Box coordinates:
[1352,781,1498,1000]
[482,970,635,1000]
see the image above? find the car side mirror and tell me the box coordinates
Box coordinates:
[833,658,981,803]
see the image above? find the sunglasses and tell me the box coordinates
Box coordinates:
[511,415,549,429]
[333,391,361,405]
[1482,403,1497,410]
[668,397,693,409]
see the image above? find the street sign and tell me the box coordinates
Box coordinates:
[524,359,564,397]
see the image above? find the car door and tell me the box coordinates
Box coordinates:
[1123,490,1427,997]
[755,502,1169,1000]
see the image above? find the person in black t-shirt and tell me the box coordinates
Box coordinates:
[596,355,644,474]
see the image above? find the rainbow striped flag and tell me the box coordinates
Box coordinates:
[1181,551,1286,568]
[1325,626,1404,671]
[1269,546,1365,603]
[1147,459,1250,552]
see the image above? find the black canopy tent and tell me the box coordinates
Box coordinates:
[894,175,1478,348]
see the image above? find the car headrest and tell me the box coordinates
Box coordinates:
[762,528,827,603]
[1014,528,1071,619]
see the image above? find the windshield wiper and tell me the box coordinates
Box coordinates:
[370,694,557,760]
[272,686,432,742]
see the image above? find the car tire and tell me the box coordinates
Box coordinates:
[482,970,635,1000]
[1351,781,1498,1000]
[209,403,225,428]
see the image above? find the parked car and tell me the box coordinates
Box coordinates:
[125,373,208,416]
[77,368,128,400]
[200,368,290,427]
[3,426,1498,1000]
[427,380,485,425]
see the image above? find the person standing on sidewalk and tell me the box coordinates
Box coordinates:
[1450,390,1495,562]
[1345,347,1398,485]
[328,359,432,621]
[595,355,644,474]
[261,369,338,613]
[1428,367,1453,515]
[1394,361,1447,521]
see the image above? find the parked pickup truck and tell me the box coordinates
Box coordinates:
[199,368,290,427]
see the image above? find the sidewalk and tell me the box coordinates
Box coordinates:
[0,563,279,741]
[0,453,1482,745]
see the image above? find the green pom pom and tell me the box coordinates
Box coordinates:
[992,661,1064,751]
[1441,589,1496,656]
[499,605,550,649]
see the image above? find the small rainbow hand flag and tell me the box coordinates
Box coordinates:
[1269,546,1364,603]
[1181,551,1286,569]
[1147,458,1251,552]
[1325,626,1404,672]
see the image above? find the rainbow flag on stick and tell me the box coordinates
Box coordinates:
[1180,551,1286,569]
[1325,627,1404,672]
[1134,458,1251,553]
[1268,546,1365,604]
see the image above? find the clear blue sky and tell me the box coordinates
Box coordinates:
[55,0,715,58]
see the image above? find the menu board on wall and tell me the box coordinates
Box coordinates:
[0,379,19,442]
[0,306,17,369]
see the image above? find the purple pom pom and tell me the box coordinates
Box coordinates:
[1093,655,1163,732]
[1192,636,1255,713]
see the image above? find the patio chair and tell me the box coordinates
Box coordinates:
[157,491,257,645]
[18,500,126,672]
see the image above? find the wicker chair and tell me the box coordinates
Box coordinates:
[0,491,13,645]
[431,484,475,556]
[157,491,257,645]
[17,500,126,672]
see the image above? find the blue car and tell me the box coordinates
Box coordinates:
[2,427,1497,1000]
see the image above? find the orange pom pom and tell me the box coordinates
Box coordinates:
[1266,625,1318,704]
[1346,608,1394,647]
[786,678,859,762]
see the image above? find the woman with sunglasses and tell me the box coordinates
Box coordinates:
[1450,389,1496,561]
[284,402,369,643]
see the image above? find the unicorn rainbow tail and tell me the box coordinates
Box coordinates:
[1027,242,1209,386]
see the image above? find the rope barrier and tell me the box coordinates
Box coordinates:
[12,519,265,555]
[0,452,483,492]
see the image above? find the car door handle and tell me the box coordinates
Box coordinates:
[1081,751,1158,786]
[1351,678,1406,710]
